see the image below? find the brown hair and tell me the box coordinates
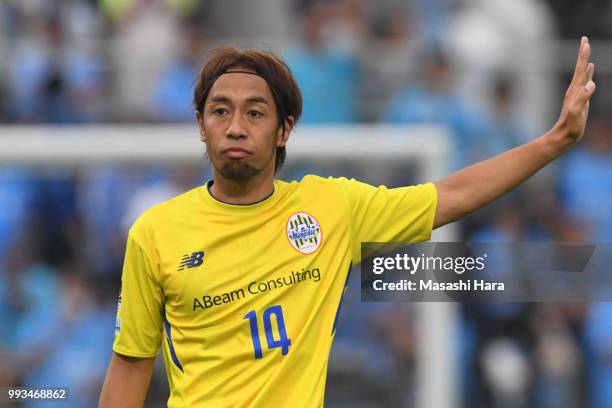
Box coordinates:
[194,46,302,173]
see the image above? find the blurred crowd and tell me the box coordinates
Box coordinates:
[1,0,612,407]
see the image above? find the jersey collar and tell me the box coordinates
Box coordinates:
[201,179,280,212]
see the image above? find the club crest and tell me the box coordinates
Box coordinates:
[286,212,322,254]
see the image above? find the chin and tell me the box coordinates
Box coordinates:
[218,161,260,181]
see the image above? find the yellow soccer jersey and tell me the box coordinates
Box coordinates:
[113,175,437,407]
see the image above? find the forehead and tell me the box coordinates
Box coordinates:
[207,72,275,104]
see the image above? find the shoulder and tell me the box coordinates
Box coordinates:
[128,186,202,240]
[298,174,334,186]
[289,175,379,209]
[290,174,356,194]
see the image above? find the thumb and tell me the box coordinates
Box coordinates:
[578,81,596,105]
[585,80,596,94]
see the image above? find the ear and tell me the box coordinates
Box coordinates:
[195,111,206,143]
[277,116,295,147]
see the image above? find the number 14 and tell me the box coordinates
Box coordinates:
[244,305,291,359]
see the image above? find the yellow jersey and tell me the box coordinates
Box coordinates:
[113,175,437,407]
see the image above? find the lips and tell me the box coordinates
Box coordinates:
[222,147,251,159]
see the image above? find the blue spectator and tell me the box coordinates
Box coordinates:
[484,74,531,157]
[584,302,612,408]
[0,242,61,350]
[0,167,37,262]
[7,35,53,121]
[78,165,173,274]
[284,8,359,123]
[14,273,115,408]
[64,46,108,122]
[558,117,612,241]
[150,24,203,122]
[383,49,489,169]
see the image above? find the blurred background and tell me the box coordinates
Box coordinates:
[0,0,612,407]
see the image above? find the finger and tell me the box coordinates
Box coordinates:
[587,62,595,83]
[570,37,585,84]
[580,42,592,84]
[571,37,591,85]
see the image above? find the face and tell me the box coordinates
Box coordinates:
[196,71,291,182]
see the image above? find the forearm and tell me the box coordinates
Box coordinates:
[431,37,595,229]
[99,353,154,408]
[433,127,566,227]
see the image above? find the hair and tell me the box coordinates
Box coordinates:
[194,46,303,174]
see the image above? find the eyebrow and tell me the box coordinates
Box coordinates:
[208,95,270,106]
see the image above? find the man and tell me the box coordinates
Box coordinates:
[99,38,596,407]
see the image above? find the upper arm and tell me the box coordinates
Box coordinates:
[336,178,438,262]
[99,352,156,408]
[433,179,464,229]
[114,229,164,358]
[433,180,450,229]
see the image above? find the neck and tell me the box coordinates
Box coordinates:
[209,169,275,205]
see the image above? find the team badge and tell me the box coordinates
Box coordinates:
[286,212,322,254]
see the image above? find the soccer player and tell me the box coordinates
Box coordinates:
[99,37,596,407]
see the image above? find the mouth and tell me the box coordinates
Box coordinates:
[222,147,252,159]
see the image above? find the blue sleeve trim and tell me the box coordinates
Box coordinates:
[331,262,352,335]
[164,311,184,372]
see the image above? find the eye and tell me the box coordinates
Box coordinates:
[212,108,228,117]
[248,110,263,118]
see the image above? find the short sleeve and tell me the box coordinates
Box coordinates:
[335,178,438,263]
[113,228,164,358]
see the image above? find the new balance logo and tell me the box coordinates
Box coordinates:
[178,251,204,271]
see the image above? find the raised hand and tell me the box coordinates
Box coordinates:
[433,37,599,229]
[555,36,597,146]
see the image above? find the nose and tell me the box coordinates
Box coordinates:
[225,112,248,140]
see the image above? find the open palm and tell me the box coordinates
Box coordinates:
[556,36,597,144]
